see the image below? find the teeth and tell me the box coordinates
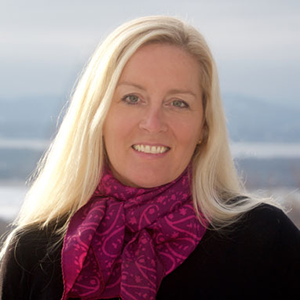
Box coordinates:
[133,144,169,154]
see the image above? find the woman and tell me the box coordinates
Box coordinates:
[1,16,300,299]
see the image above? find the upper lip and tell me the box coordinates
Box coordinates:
[131,142,170,148]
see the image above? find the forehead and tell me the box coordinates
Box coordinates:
[118,43,201,89]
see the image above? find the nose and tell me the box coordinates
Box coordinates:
[139,105,168,133]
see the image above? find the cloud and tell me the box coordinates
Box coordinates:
[0,0,299,103]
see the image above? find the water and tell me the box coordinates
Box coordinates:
[0,138,49,150]
[0,140,300,223]
[1,139,300,158]
[231,142,300,159]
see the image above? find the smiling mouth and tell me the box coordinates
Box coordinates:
[132,144,170,154]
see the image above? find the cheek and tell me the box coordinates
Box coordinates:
[173,119,203,148]
[103,109,136,149]
[103,111,119,156]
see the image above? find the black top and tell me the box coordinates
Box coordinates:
[1,204,300,299]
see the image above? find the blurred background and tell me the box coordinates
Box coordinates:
[0,0,299,233]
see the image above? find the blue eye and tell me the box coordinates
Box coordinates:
[172,100,189,108]
[122,94,140,104]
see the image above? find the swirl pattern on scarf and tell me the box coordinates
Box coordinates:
[61,168,207,300]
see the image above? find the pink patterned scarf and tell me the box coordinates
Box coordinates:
[61,167,207,300]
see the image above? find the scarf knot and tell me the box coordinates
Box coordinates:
[61,168,207,300]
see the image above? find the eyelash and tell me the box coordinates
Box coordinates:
[121,94,140,105]
[121,94,189,109]
[171,100,189,109]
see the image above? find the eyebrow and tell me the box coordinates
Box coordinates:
[117,81,197,98]
[117,82,146,91]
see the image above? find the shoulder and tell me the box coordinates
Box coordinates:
[229,204,300,245]
[204,204,300,265]
[3,223,62,269]
[240,203,296,228]
[0,224,64,299]
[158,204,300,299]
[1,226,49,271]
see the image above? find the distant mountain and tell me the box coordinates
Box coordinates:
[223,94,300,143]
[0,96,65,139]
[0,94,299,142]
[1,94,299,187]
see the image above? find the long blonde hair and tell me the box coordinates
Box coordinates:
[2,16,274,253]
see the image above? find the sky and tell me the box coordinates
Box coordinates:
[1,0,299,107]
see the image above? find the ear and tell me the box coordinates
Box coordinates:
[200,122,208,144]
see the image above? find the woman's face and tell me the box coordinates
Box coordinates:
[103,43,204,188]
